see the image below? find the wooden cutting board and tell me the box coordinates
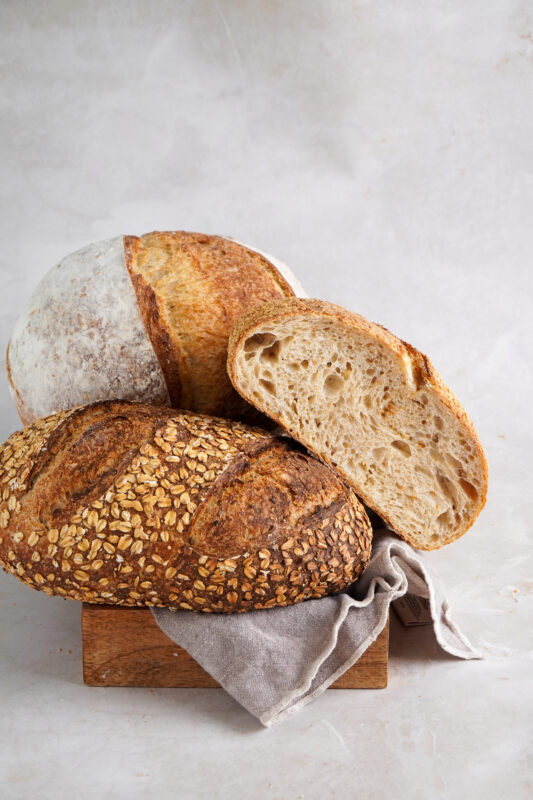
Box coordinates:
[81,604,389,689]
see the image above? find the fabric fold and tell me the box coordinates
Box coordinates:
[152,531,481,726]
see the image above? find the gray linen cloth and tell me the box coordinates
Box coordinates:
[152,531,481,726]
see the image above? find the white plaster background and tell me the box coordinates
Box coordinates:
[0,1,531,798]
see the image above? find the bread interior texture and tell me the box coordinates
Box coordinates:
[234,318,486,549]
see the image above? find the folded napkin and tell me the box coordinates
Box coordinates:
[152,531,481,726]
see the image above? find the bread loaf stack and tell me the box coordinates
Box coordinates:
[0,231,488,613]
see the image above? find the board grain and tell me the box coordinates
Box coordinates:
[82,604,388,689]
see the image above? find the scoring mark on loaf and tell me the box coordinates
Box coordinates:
[124,232,299,420]
[0,403,372,612]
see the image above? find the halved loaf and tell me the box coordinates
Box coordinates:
[0,400,372,612]
[228,299,488,550]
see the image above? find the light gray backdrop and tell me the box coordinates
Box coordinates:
[0,2,531,799]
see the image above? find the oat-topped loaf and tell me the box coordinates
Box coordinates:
[7,232,303,425]
[0,401,372,612]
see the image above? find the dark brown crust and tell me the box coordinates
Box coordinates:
[124,232,295,420]
[23,403,171,528]
[227,297,489,550]
[0,401,372,612]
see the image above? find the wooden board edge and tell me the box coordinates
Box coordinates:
[82,604,389,690]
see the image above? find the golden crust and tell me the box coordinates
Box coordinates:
[0,401,372,612]
[227,298,489,550]
[125,232,295,421]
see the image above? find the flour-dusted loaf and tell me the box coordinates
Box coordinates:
[228,299,488,550]
[0,401,372,612]
[7,233,303,424]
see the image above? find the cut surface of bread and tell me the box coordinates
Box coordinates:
[228,299,488,550]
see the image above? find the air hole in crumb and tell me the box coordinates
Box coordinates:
[363,395,372,409]
[324,374,344,395]
[372,447,388,463]
[445,453,462,471]
[244,332,276,351]
[430,447,445,465]
[259,378,276,396]
[459,478,478,501]
[301,359,309,368]
[259,339,282,363]
[391,440,411,457]
[415,465,432,479]
[434,415,444,431]
[436,510,451,528]
[436,472,459,505]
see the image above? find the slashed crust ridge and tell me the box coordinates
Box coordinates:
[124,232,295,419]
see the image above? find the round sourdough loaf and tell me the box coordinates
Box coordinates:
[6,232,302,424]
[0,401,372,612]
